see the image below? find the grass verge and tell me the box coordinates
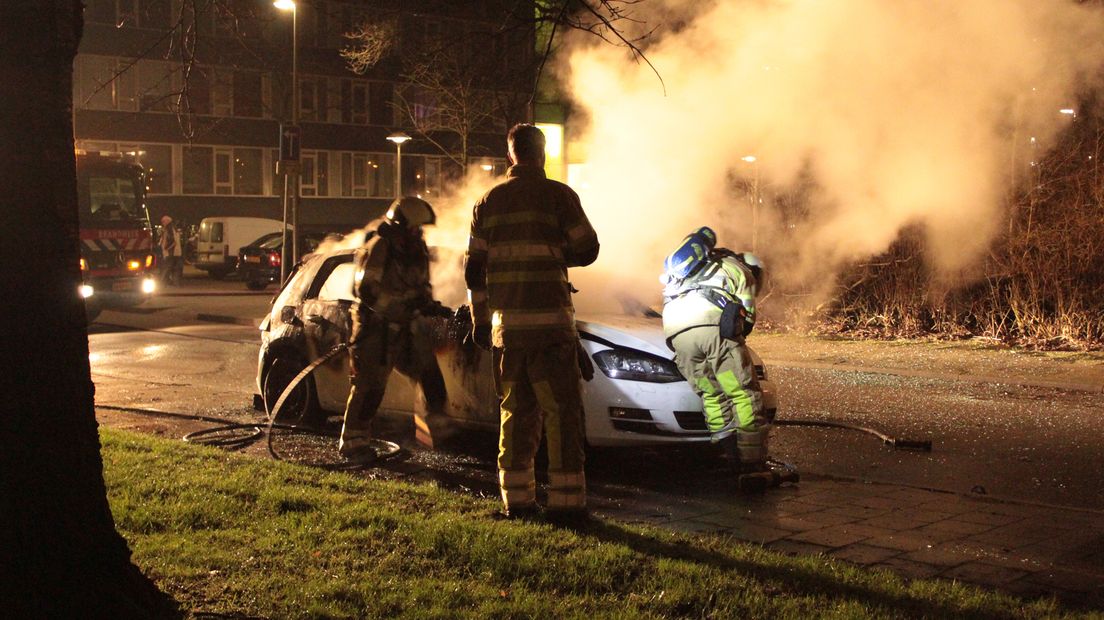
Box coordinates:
[102,428,1084,619]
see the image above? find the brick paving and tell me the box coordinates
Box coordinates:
[595,475,1104,609]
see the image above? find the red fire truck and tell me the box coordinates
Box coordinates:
[76,150,158,321]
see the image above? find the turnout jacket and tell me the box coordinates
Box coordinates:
[353,228,433,327]
[662,251,759,340]
[465,164,599,348]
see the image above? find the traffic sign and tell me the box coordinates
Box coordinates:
[280,124,301,162]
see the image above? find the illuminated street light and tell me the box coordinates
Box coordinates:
[275,0,299,280]
[1059,108,1076,116]
[741,155,757,163]
[481,163,493,171]
[387,132,411,198]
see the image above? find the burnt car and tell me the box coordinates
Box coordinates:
[238,232,325,290]
[255,248,779,448]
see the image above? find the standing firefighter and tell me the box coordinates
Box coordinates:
[661,227,770,474]
[465,124,600,520]
[340,197,449,464]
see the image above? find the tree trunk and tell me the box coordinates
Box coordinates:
[0,2,174,617]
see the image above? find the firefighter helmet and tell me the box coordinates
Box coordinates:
[661,228,715,283]
[385,197,436,230]
[740,252,765,292]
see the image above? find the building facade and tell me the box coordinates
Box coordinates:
[75,0,533,230]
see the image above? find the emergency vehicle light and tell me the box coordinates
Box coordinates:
[141,278,157,294]
[79,284,94,299]
[127,259,141,271]
[145,254,154,268]
[80,258,88,271]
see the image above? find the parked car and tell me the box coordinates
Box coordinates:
[195,217,283,279]
[238,232,327,290]
[255,248,779,448]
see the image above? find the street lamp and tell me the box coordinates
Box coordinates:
[274,0,299,281]
[387,132,411,198]
[742,155,760,252]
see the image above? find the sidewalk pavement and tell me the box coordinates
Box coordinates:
[597,474,1104,608]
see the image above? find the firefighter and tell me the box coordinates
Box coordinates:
[465,124,600,520]
[660,227,770,473]
[339,197,450,464]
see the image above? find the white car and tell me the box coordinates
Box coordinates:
[255,249,778,447]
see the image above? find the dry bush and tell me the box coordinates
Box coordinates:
[811,108,1104,349]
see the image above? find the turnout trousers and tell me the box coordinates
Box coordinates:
[341,314,446,453]
[670,326,770,464]
[493,342,586,513]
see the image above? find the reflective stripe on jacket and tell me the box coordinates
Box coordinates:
[465,164,599,348]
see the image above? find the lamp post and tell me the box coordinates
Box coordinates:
[742,155,760,253]
[387,131,411,199]
[274,0,299,280]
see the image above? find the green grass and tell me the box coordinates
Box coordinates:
[101,428,1089,619]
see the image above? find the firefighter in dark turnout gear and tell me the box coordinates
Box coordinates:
[661,228,769,472]
[465,124,600,518]
[340,197,449,463]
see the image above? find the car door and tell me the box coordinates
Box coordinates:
[300,255,356,412]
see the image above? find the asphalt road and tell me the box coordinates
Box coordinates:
[87,275,1104,512]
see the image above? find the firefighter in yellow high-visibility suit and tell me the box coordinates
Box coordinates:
[340,197,450,464]
[661,227,770,472]
[465,124,600,520]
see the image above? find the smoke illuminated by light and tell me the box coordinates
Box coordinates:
[560,0,1104,314]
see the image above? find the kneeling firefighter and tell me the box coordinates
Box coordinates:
[660,227,770,473]
[340,197,452,463]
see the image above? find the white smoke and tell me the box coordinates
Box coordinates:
[562,0,1104,313]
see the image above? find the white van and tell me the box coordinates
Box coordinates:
[195,217,283,279]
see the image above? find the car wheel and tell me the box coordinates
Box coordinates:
[208,267,230,280]
[262,354,322,425]
[246,279,268,291]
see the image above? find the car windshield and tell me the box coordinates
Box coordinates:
[259,235,284,250]
[247,232,280,247]
[79,173,145,223]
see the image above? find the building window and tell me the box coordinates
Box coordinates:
[183,146,213,194]
[214,149,233,194]
[340,152,394,198]
[301,151,329,197]
[137,59,175,112]
[369,82,393,126]
[211,68,232,116]
[139,144,173,194]
[234,148,264,195]
[76,55,137,111]
[351,82,369,124]
[233,71,262,117]
[300,77,327,122]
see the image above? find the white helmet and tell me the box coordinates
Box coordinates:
[740,252,765,291]
[386,197,436,230]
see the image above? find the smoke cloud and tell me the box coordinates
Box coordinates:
[561,0,1104,314]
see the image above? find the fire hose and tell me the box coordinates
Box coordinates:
[773,419,933,451]
[96,338,402,465]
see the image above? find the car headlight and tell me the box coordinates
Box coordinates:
[592,348,683,383]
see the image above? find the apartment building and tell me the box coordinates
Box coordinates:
[74,0,532,229]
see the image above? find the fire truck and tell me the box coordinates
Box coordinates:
[76,150,158,321]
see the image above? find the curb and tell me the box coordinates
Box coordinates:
[769,358,1104,394]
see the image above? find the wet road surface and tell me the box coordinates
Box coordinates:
[88,312,1104,512]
